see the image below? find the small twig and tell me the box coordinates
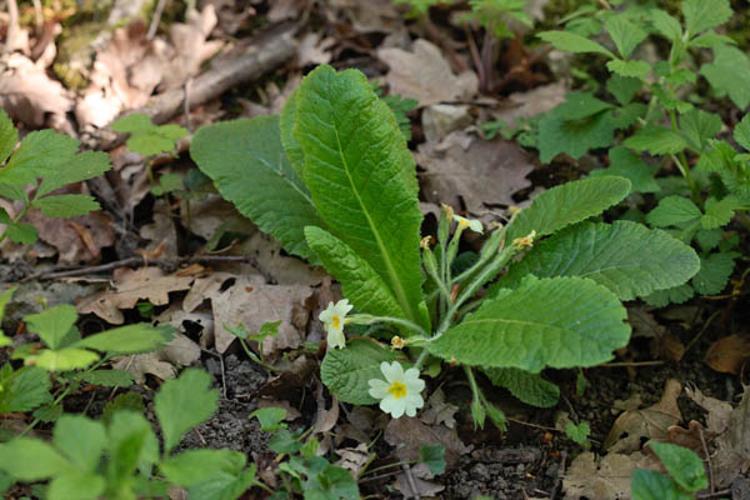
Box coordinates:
[147,0,169,40]
[4,0,19,54]
[507,417,559,433]
[202,349,227,399]
[599,360,665,368]
[685,310,722,355]
[699,426,715,494]
[31,0,43,31]
[402,464,421,500]
[697,489,731,499]
[183,78,193,131]
[25,255,255,281]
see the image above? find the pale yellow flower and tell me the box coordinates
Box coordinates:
[368,361,425,418]
[319,299,353,350]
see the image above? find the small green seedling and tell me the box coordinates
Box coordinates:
[111,113,188,196]
[0,369,259,500]
[250,407,361,499]
[0,110,112,245]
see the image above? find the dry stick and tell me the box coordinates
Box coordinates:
[402,463,421,500]
[699,426,715,494]
[4,0,19,54]
[138,24,297,125]
[26,254,254,281]
[147,0,169,40]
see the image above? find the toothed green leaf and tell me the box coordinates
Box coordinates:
[191,115,325,259]
[294,65,428,330]
[429,277,630,373]
[503,221,700,300]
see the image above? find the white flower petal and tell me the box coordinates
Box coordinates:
[380,361,402,383]
[327,327,346,349]
[382,395,406,418]
[368,379,390,399]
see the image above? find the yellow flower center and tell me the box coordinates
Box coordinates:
[457,218,469,229]
[331,314,341,330]
[387,381,408,399]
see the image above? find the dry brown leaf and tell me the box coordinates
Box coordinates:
[491,82,566,128]
[312,382,340,435]
[686,386,733,435]
[335,443,372,476]
[667,420,705,455]
[394,464,445,498]
[77,267,195,324]
[160,6,224,89]
[705,334,750,375]
[0,53,73,127]
[113,332,201,384]
[378,39,478,106]
[327,0,402,34]
[385,417,470,469]
[76,21,158,127]
[76,7,222,127]
[185,274,313,354]
[604,379,682,453]
[420,388,458,429]
[421,104,472,143]
[563,451,654,499]
[297,33,335,67]
[27,209,115,265]
[712,386,750,487]
[417,131,533,213]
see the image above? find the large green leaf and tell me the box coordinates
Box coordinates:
[294,65,428,329]
[502,221,700,300]
[75,324,173,354]
[305,226,404,319]
[279,90,305,178]
[683,0,732,36]
[701,45,750,110]
[321,338,402,405]
[484,367,560,408]
[0,438,71,481]
[190,115,325,259]
[53,415,106,471]
[506,176,631,241]
[428,277,629,373]
[155,369,218,453]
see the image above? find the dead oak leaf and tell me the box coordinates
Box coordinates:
[604,379,682,454]
[385,417,470,469]
[113,332,201,384]
[417,131,533,213]
[185,274,314,354]
[712,385,750,487]
[705,334,750,375]
[27,210,115,265]
[563,451,655,499]
[0,53,73,127]
[378,39,478,107]
[77,267,195,324]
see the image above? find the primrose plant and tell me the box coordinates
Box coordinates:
[191,65,699,424]
[504,0,750,305]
